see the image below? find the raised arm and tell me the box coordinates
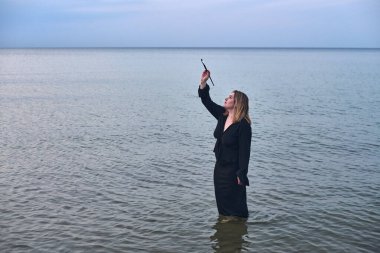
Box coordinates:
[198,70,225,119]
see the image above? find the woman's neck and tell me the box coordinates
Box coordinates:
[227,109,235,119]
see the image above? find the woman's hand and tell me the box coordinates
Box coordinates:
[237,177,242,185]
[200,70,210,89]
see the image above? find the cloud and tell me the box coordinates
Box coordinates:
[256,0,358,10]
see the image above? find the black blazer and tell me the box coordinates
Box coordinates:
[198,84,252,186]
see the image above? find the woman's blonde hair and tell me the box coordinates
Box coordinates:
[224,90,251,124]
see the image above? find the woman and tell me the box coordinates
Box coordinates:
[198,70,252,219]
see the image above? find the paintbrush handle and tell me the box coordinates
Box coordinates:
[201,59,215,86]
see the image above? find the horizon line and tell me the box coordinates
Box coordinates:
[1,46,379,50]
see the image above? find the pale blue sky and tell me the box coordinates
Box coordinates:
[1,0,379,48]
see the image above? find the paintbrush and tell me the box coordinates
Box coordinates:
[201,59,215,86]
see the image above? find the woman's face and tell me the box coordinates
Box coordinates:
[224,92,235,110]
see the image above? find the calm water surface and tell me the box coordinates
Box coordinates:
[1,48,379,252]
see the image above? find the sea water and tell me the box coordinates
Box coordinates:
[1,48,379,252]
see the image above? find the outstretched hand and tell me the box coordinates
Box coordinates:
[200,70,210,88]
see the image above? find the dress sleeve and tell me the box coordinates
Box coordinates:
[236,120,252,186]
[198,84,225,120]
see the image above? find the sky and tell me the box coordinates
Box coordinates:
[0,0,379,48]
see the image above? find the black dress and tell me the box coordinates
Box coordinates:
[199,84,252,218]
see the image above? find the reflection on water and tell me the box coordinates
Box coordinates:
[210,217,248,253]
